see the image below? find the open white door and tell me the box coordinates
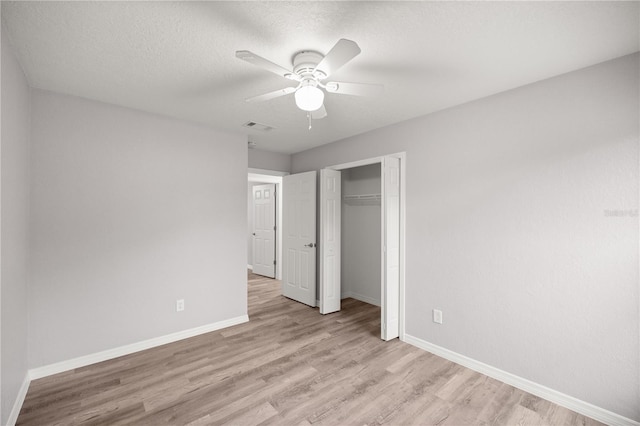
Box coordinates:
[320,169,341,314]
[282,171,317,307]
[252,184,276,278]
[382,157,400,340]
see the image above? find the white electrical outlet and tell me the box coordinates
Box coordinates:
[433,309,443,324]
[176,299,185,312]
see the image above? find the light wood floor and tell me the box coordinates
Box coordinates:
[17,272,602,425]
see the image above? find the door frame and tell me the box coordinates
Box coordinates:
[248,168,288,280]
[322,152,406,340]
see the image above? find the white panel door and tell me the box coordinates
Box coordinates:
[252,183,276,278]
[320,169,341,314]
[282,171,317,307]
[382,157,400,340]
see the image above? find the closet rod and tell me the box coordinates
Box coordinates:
[343,193,381,200]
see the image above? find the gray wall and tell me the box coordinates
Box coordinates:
[248,149,290,173]
[29,90,248,368]
[292,54,639,421]
[341,164,381,305]
[1,25,31,424]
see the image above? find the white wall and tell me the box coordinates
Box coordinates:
[1,25,31,425]
[341,164,381,306]
[29,90,248,368]
[248,149,290,173]
[292,54,639,421]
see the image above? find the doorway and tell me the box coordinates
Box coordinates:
[320,153,405,341]
[251,183,276,278]
[279,153,405,341]
[341,164,382,306]
[248,168,287,280]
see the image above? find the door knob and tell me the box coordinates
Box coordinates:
[304,243,316,248]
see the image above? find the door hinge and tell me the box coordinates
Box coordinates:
[273,260,276,265]
[273,225,276,231]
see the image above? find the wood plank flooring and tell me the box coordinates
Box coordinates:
[17,272,602,425]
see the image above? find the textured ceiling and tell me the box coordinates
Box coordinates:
[2,1,638,154]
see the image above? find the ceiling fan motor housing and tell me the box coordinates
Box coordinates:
[292,51,326,80]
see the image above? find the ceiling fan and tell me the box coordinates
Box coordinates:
[236,39,383,125]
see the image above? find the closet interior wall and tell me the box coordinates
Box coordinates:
[340,164,382,306]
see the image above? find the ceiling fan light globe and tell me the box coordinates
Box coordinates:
[295,86,325,111]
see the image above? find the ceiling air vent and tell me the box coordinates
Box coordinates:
[242,121,274,132]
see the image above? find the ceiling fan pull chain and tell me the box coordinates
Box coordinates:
[308,113,312,130]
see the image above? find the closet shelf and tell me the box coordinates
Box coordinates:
[343,193,382,205]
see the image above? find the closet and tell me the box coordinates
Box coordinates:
[340,163,382,306]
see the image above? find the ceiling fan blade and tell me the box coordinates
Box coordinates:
[245,86,297,103]
[314,39,361,79]
[311,104,327,119]
[236,50,298,80]
[325,81,384,97]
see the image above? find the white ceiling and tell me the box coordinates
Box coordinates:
[2,1,638,154]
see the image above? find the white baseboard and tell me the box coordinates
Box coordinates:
[343,291,380,307]
[6,373,30,426]
[8,315,249,425]
[247,264,253,270]
[403,333,639,426]
[29,315,249,380]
